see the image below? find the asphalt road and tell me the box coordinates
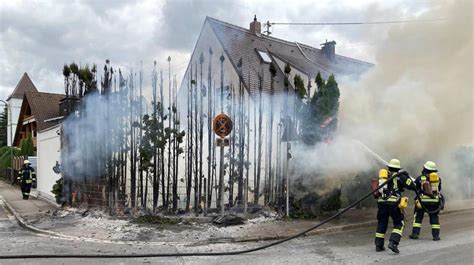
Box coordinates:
[0,203,473,265]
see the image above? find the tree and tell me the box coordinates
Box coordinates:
[0,107,7,147]
[316,74,340,118]
[300,72,340,145]
[20,134,34,156]
[294,75,306,98]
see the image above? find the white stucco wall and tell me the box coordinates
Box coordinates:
[37,124,61,200]
[6,97,22,146]
[173,21,256,208]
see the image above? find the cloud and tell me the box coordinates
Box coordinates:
[0,0,452,103]
[0,0,163,98]
[156,0,242,51]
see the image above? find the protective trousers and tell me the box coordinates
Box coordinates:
[375,203,405,247]
[21,182,32,199]
[411,204,440,238]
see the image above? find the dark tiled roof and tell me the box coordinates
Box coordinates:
[206,17,373,97]
[25,91,65,131]
[7,73,38,100]
[13,91,65,145]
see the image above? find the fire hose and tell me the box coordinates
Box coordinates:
[0,174,399,260]
[413,189,445,214]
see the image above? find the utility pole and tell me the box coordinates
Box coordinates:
[0,100,13,183]
[263,21,272,35]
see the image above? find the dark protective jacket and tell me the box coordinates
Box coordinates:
[415,173,442,204]
[18,165,36,185]
[378,170,416,205]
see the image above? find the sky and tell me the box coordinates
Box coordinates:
[0,0,458,99]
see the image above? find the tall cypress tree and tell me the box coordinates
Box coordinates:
[0,107,7,147]
[300,72,340,145]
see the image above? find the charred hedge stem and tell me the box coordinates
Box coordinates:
[207,46,214,209]
[198,52,204,214]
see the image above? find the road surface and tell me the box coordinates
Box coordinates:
[0,202,473,264]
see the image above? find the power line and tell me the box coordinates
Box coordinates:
[270,18,446,26]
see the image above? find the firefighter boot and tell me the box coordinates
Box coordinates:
[376,246,385,252]
[388,240,399,254]
[409,234,419,240]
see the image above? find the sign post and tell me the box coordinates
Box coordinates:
[213,113,233,216]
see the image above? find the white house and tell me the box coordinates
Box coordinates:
[36,124,61,201]
[175,16,373,208]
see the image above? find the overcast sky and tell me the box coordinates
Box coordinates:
[0,0,446,99]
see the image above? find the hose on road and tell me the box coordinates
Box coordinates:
[0,174,398,260]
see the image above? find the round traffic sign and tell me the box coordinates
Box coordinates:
[213,113,233,138]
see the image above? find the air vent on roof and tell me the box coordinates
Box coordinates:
[257,50,272,63]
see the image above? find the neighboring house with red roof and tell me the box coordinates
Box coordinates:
[5,73,64,201]
[6,73,39,147]
[13,91,64,150]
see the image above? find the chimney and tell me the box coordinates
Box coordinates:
[321,40,337,61]
[249,15,261,35]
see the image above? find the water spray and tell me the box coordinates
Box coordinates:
[353,140,388,165]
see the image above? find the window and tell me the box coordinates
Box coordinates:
[257,50,272,63]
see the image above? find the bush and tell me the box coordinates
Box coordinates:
[0,146,21,169]
[51,178,63,204]
[289,187,342,218]
[341,173,376,208]
[20,134,34,156]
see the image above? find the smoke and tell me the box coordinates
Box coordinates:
[61,91,130,179]
[291,0,473,199]
[340,0,472,158]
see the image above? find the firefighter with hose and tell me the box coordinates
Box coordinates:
[17,160,36,200]
[372,159,416,254]
[409,161,443,241]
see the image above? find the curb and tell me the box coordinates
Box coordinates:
[2,193,473,246]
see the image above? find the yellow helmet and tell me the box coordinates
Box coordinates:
[424,161,437,171]
[24,160,30,165]
[388,159,401,169]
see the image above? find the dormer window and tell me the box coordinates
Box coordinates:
[257,50,272,63]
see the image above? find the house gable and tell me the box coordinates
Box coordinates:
[13,91,64,147]
[7,72,39,101]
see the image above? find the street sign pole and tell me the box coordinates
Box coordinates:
[219,137,225,216]
[213,113,233,217]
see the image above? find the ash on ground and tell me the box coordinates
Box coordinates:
[24,207,281,244]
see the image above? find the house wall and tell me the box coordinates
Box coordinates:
[37,125,61,201]
[7,97,22,147]
[173,21,257,209]
[178,21,252,110]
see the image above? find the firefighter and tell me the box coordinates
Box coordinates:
[374,159,416,254]
[17,160,36,200]
[409,161,442,241]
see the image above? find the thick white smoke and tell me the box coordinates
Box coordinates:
[61,92,130,179]
[291,0,473,198]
